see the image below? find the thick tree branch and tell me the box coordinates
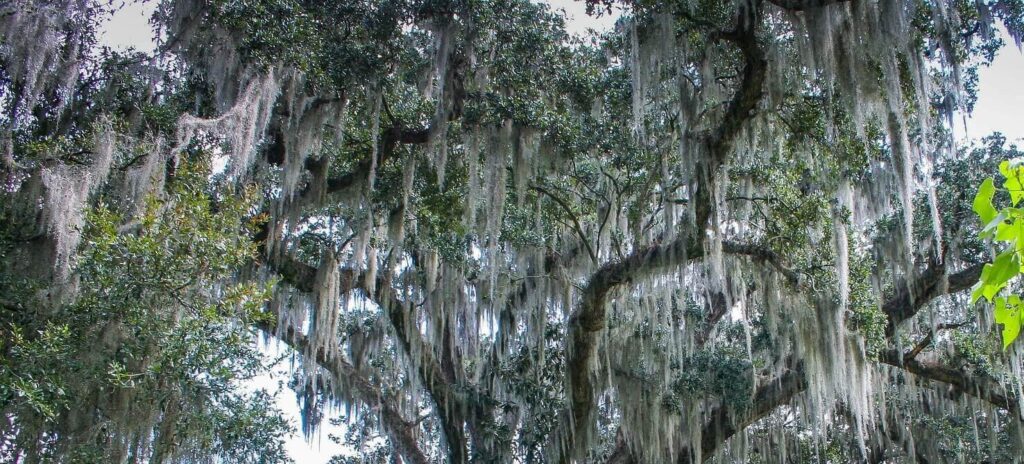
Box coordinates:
[602,361,806,464]
[878,349,1019,415]
[876,261,989,403]
[689,363,806,463]
[309,126,430,197]
[378,282,470,464]
[883,261,984,336]
[904,322,968,360]
[601,254,998,463]
[564,232,704,458]
[722,241,801,286]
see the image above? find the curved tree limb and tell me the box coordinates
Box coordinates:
[883,261,984,336]
[599,252,1000,463]
[689,362,806,463]
[564,232,704,460]
[600,361,806,464]
[878,349,1019,415]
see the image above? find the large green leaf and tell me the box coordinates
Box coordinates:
[995,217,1024,245]
[981,211,1007,240]
[1000,160,1024,205]
[971,249,1020,303]
[974,177,998,224]
[973,168,1024,349]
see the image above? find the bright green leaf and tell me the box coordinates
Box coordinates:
[973,250,1020,303]
[995,218,1023,244]
[999,160,1013,179]
[1006,175,1024,206]
[973,177,998,224]
[981,211,1007,240]
[987,250,1018,285]
[1000,160,1024,205]
[971,280,986,303]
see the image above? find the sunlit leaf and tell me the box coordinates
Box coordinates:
[974,177,998,224]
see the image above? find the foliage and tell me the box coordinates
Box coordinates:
[972,156,1024,348]
[4,0,1024,462]
[0,160,293,462]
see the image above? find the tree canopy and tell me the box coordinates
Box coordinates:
[3,0,1024,462]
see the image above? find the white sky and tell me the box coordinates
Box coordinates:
[961,41,1024,143]
[96,1,1023,461]
[546,0,620,35]
[100,1,157,53]
[252,340,348,462]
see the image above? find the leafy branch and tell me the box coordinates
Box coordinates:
[971,159,1024,348]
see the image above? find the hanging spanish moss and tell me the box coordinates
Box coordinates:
[3,0,1024,462]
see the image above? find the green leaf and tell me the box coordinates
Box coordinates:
[1007,177,1024,206]
[994,295,1023,349]
[995,218,1024,244]
[974,178,998,225]
[999,160,1013,179]
[989,250,1019,284]
[981,211,1007,239]
[972,250,1020,303]
[1001,160,1024,205]
[971,280,985,303]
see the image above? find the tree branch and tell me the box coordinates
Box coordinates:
[308,126,430,197]
[604,360,806,464]
[378,282,470,464]
[883,261,984,337]
[878,349,1019,415]
[559,230,704,460]
[532,184,598,265]
[689,362,806,463]
[722,241,801,286]
[604,253,999,462]
[304,37,467,200]
[905,322,969,360]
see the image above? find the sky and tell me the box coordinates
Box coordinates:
[547,0,621,35]
[960,40,1024,143]
[97,1,1023,462]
